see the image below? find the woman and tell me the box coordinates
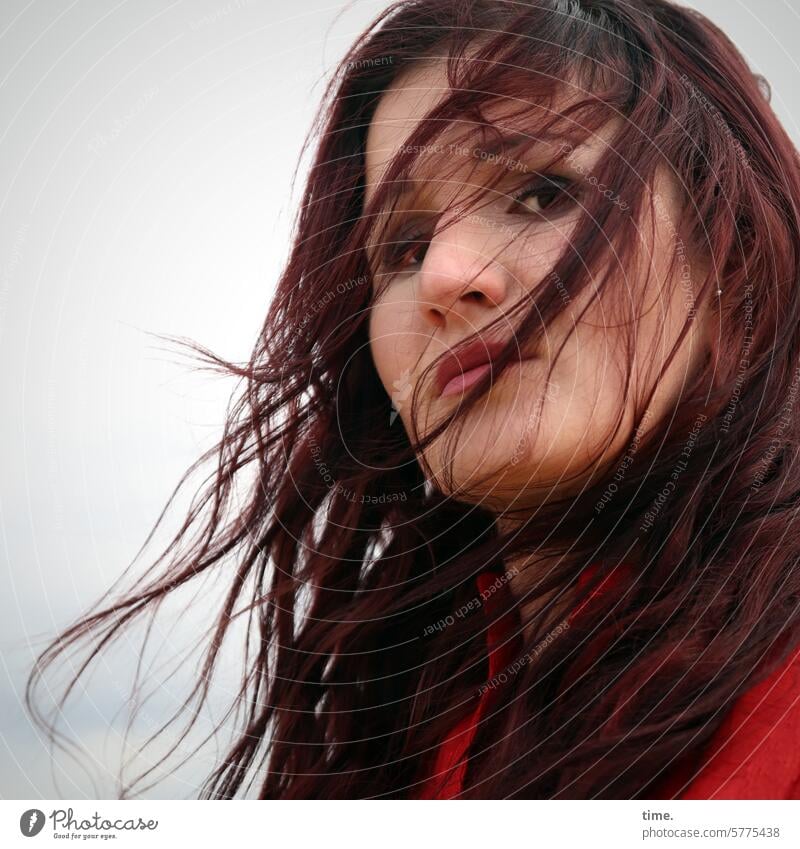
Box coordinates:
[28,0,800,799]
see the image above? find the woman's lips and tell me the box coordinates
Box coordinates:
[436,339,520,398]
[439,362,493,397]
[438,358,531,398]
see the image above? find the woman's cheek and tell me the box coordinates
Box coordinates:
[368,302,394,397]
[368,295,415,406]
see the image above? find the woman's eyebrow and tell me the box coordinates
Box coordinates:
[368,131,536,201]
[367,131,574,214]
[478,129,539,157]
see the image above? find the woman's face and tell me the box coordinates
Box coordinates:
[364,58,712,511]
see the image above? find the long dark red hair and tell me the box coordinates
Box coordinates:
[27,0,800,798]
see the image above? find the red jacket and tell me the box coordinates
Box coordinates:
[418,566,800,799]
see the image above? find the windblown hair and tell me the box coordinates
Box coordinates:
[28,0,800,798]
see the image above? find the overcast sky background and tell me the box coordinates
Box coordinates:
[2,0,800,800]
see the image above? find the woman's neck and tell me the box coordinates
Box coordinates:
[501,548,577,644]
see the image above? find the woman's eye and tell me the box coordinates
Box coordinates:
[509,175,575,215]
[381,231,430,271]
[376,176,574,272]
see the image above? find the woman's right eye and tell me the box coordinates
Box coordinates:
[380,229,430,271]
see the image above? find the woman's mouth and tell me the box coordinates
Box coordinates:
[436,339,511,397]
[439,362,494,397]
[439,359,538,398]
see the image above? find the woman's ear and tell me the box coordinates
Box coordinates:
[696,256,719,362]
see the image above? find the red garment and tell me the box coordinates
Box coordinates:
[418,565,800,799]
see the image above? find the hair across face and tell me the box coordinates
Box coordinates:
[363,56,713,512]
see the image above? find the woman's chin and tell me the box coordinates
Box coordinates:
[424,443,575,510]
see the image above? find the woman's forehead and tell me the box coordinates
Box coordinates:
[363,60,453,206]
[363,59,624,210]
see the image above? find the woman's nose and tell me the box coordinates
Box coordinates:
[416,221,513,329]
